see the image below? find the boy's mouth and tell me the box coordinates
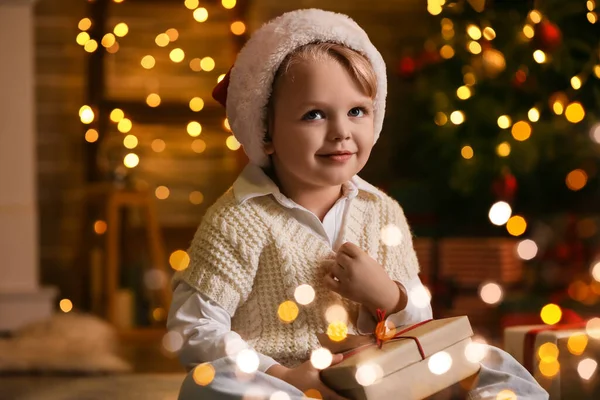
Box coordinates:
[316,151,355,162]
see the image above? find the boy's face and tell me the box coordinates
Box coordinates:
[266,58,375,192]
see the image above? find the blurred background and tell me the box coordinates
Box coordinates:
[1,0,599,397]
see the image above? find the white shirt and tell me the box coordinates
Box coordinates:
[167,164,433,372]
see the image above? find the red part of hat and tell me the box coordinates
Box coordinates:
[212,68,232,108]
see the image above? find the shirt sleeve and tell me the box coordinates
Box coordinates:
[167,281,279,373]
[356,275,433,334]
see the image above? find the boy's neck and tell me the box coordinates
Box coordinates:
[265,167,343,222]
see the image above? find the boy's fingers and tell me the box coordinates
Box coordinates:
[338,242,361,258]
[323,273,341,292]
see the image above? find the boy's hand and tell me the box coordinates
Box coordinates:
[266,354,349,400]
[322,242,404,316]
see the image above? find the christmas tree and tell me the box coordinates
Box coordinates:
[397,0,599,240]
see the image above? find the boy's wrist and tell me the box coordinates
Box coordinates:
[367,279,407,317]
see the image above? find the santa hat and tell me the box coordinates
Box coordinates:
[212,8,387,167]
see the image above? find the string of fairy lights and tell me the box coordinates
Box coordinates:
[77,0,243,206]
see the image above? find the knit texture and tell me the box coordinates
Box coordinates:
[173,187,420,367]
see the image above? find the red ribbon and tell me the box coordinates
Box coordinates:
[342,309,432,361]
[523,322,587,373]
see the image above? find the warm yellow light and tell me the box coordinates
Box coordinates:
[217,74,226,83]
[528,107,540,122]
[190,97,205,112]
[191,139,207,153]
[200,57,215,71]
[184,0,199,10]
[497,115,512,129]
[170,48,185,63]
[327,321,348,342]
[586,318,600,339]
[155,185,170,200]
[567,334,589,355]
[529,10,543,24]
[539,359,560,378]
[155,33,170,47]
[226,135,241,151]
[141,55,155,69]
[107,42,119,54]
[80,108,95,124]
[123,153,139,168]
[78,18,92,31]
[222,0,236,8]
[189,191,204,205]
[588,1,596,11]
[110,108,124,123]
[450,111,465,125]
[169,250,190,271]
[85,129,99,143]
[278,301,299,323]
[538,342,559,363]
[187,121,202,137]
[427,2,443,15]
[101,33,116,48]
[146,93,161,108]
[565,102,585,123]
[113,22,129,37]
[152,139,166,152]
[533,50,547,64]
[468,41,482,55]
[79,105,92,117]
[193,7,209,22]
[523,24,535,39]
[466,24,482,40]
[507,215,527,236]
[434,112,448,126]
[224,118,231,131]
[123,135,138,149]
[594,65,600,79]
[231,21,246,35]
[166,28,179,42]
[483,27,496,40]
[496,390,517,400]
[541,303,562,325]
[553,102,564,115]
[566,169,588,191]
[512,121,532,141]
[94,220,107,235]
[461,146,474,160]
[76,32,90,46]
[497,142,511,157]
[440,45,455,59]
[189,58,202,72]
[118,118,132,133]
[60,299,73,313]
[192,363,215,386]
[464,72,476,86]
[456,86,472,100]
[571,76,583,90]
[588,12,598,24]
[84,39,98,53]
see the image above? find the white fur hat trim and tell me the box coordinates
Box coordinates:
[226,8,387,167]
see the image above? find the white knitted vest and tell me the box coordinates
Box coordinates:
[174,187,420,367]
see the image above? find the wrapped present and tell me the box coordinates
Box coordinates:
[439,238,523,286]
[320,316,481,400]
[504,324,600,399]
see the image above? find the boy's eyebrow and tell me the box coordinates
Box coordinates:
[297,99,374,109]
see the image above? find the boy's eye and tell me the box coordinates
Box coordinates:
[349,107,366,117]
[303,110,324,120]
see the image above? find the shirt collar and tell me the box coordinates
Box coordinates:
[232,163,382,206]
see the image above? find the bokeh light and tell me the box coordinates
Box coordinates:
[539,359,560,378]
[94,220,107,235]
[325,304,348,324]
[310,348,333,370]
[169,250,190,271]
[226,135,241,151]
[409,284,432,309]
[578,358,598,380]
[193,7,209,22]
[479,282,503,305]
[190,97,205,112]
[187,121,202,137]
[155,33,169,47]
[162,331,183,353]
[170,48,185,63]
[489,202,512,226]
[355,364,383,387]
[123,153,139,168]
[566,169,588,191]
[586,317,600,339]
[327,321,348,342]
[567,334,588,355]
[428,351,453,375]
[60,299,73,313]
[496,389,517,400]
[294,284,315,305]
[189,191,204,205]
[152,139,166,153]
[118,118,132,133]
[507,215,527,236]
[565,102,586,123]
[155,185,170,200]
[541,304,562,325]
[278,301,299,323]
[512,121,532,141]
[381,224,403,246]
[517,239,538,260]
[236,349,259,373]
[497,115,512,129]
[192,363,216,386]
[465,338,489,363]
[192,139,207,153]
[123,135,138,149]
[538,342,559,363]
[450,111,465,125]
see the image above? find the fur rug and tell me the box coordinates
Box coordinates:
[0,313,132,374]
